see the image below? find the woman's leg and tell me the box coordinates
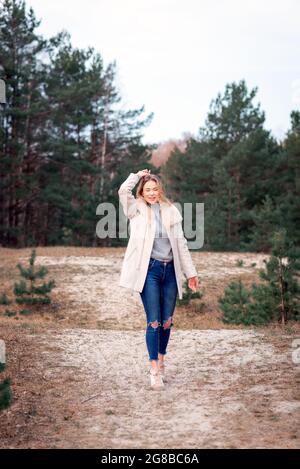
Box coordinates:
[159,261,178,358]
[140,259,162,371]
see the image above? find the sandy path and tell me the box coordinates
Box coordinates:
[32,327,300,449]
[4,250,299,448]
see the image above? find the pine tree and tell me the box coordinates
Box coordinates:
[0,359,12,411]
[161,80,280,251]
[246,195,282,252]
[0,293,11,305]
[176,279,202,307]
[199,79,265,155]
[0,0,47,247]
[0,377,12,411]
[255,229,300,324]
[218,229,300,325]
[274,110,300,247]
[0,1,154,247]
[14,249,56,307]
[218,278,253,324]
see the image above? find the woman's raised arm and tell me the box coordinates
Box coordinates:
[118,169,150,218]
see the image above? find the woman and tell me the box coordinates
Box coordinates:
[118,169,199,389]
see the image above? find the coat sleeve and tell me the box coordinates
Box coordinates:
[118,172,141,219]
[175,221,198,279]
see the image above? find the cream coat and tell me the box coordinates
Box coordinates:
[118,173,198,300]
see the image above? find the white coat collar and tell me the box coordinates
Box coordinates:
[136,197,182,227]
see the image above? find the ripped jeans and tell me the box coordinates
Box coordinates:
[140,257,178,361]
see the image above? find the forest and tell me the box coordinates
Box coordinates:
[0,0,299,252]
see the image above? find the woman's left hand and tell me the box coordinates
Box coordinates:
[188,276,199,292]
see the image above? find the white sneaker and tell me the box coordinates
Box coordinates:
[149,369,164,389]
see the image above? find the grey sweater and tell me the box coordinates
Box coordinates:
[149,202,173,261]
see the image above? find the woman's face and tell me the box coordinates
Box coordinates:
[142,180,161,204]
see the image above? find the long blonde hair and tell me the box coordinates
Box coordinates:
[136,174,173,206]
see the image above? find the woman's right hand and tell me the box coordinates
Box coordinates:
[137,169,151,178]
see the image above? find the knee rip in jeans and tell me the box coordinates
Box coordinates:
[147,320,160,329]
[163,316,173,329]
[147,317,173,330]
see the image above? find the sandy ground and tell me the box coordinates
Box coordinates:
[0,248,300,448]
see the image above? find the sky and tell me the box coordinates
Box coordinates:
[27,0,300,145]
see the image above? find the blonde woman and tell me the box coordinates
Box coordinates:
[118,169,199,389]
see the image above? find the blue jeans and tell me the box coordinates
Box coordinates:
[140,257,178,361]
